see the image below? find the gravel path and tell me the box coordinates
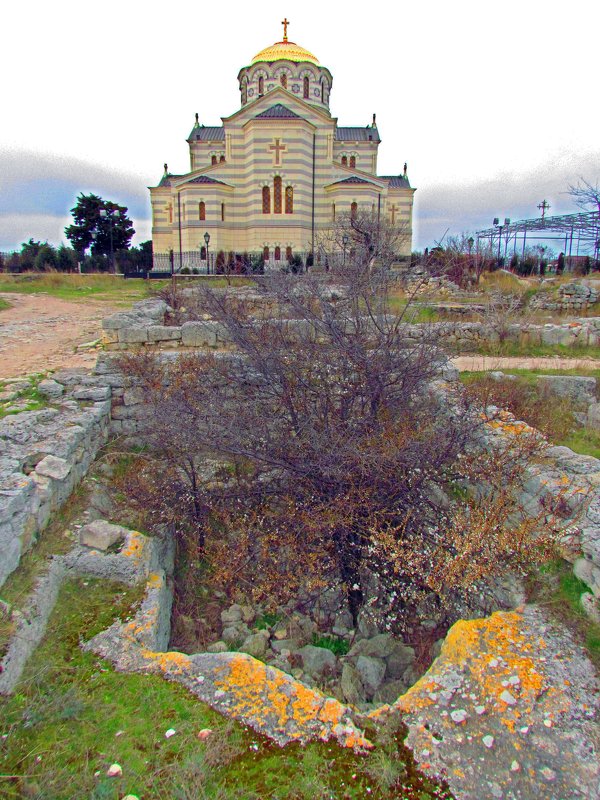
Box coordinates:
[0,293,121,379]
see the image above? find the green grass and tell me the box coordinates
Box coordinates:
[0,578,453,799]
[559,427,600,459]
[0,376,50,419]
[0,273,161,305]
[311,633,350,656]
[528,559,600,669]
[0,297,12,311]
[472,342,600,359]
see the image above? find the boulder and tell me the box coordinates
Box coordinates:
[349,633,396,659]
[206,640,228,653]
[241,631,270,659]
[79,519,127,551]
[221,624,249,645]
[536,375,596,406]
[221,604,243,625]
[355,655,386,698]
[297,645,337,678]
[384,642,416,680]
[341,662,365,705]
[374,679,408,705]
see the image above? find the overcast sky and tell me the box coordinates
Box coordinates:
[1,0,598,252]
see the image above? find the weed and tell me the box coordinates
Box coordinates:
[254,611,281,630]
[311,632,350,656]
[0,297,12,311]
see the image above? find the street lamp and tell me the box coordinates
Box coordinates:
[204,232,211,275]
[342,233,349,267]
[99,208,121,273]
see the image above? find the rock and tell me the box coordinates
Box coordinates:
[221,604,243,625]
[341,662,365,705]
[581,592,600,623]
[241,631,270,659]
[500,689,516,705]
[79,520,127,551]
[165,728,176,738]
[450,709,468,724]
[206,641,228,653]
[482,735,494,748]
[37,379,64,399]
[239,604,255,624]
[349,633,395,659]
[271,638,300,654]
[35,455,71,481]
[355,655,386,698]
[536,375,596,405]
[384,641,416,680]
[73,386,111,402]
[587,403,600,431]
[221,624,249,645]
[373,679,407,705]
[106,763,123,777]
[297,645,337,678]
[272,624,288,640]
[197,729,212,740]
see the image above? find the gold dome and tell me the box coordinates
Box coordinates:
[251,40,319,65]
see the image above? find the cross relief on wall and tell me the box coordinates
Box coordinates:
[269,138,287,166]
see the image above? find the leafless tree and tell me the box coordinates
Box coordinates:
[121,230,554,632]
[568,177,600,215]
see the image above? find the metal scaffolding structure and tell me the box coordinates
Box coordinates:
[476,210,600,265]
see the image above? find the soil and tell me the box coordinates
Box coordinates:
[452,354,600,372]
[0,293,121,379]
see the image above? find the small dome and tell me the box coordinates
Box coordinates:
[251,40,319,65]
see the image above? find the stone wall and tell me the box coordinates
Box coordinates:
[101,297,600,353]
[0,370,114,587]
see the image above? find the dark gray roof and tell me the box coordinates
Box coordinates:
[255,104,301,119]
[381,175,412,189]
[158,173,182,187]
[188,126,226,141]
[335,126,380,143]
[188,175,226,185]
[331,176,374,185]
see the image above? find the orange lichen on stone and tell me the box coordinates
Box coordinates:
[146,572,163,589]
[143,650,192,675]
[121,532,146,561]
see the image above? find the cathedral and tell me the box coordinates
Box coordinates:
[150,21,415,272]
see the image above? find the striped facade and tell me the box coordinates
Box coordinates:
[150,35,415,268]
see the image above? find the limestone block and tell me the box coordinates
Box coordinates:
[147,325,182,342]
[123,388,145,406]
[80,519,127,551]
[181,321,217,347]
[536,375,596,405]
[73,386,111,402]
[118,326,149,344]
[37,379,64,399]
[241,631,270,659]
[35,455,71,481]
[587,403,600,431]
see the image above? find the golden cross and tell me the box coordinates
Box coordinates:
[390,204,398,224]
[281,17,290,41]
[537,199,551,220]
[269,138,287,165]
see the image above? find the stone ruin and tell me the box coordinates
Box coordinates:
[0,297,599,799]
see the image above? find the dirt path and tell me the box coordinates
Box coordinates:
[0,293,122,379]
[452,355,600,372]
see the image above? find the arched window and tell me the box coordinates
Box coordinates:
[168,205,173,224]
[274,176,282,214]
[332,203,336,221]
[275,246,281,261]
[262,185,270,214]
[285,185,293,214]
[258,76,264,95]
[286,246,293,260]
[219,155,225,163]
[263,246,269,261]
[303,76,309,98]
[280,73,287,89]
[351,201,358,220]
[201,246,206,260]
[211,155,217,165]
[341,155,347,167]
[349,155,356,168]
[221,203,225,221]
[199,201,205,221]
[241,79,248,105]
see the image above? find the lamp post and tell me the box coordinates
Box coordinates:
[99,208,121,273]
[204,232,210,275]
[493,218,503,267]
[342,233,349,267]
